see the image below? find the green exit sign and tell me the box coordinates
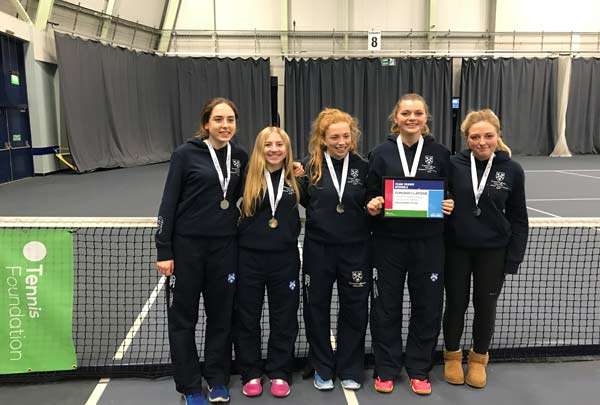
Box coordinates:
[12,134,21,142]
[10,73,20,86]
[380,58,396,67]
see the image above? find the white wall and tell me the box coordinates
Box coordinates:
[114,0,166,28]
[25,45,60,174]
[216,0,281,30]
[496,0,600,32]
[434,0,488,32]
[60,0,600,33]
[63,0,106,13]
[172,0,487,33]
[175,0,214,30]
[0,1,17,16]
[63,0,166,28]
[176,0,281,31]
[290,0,346,31]
[0,10,32,41]
[350,0,427,31]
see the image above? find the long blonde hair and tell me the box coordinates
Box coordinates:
[242,127,300,217]
[388,93,431,135]
[461,109,512,156]
[306,108,361,185]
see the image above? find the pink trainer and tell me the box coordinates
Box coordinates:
[270,379,290,398]
[411,378,432,395]
[242,378,262,397]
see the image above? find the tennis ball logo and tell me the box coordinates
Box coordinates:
[23,241,47,262]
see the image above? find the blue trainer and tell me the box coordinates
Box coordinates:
[341,379,361,390]
[207,385,230,403]
[313,372,334,390]
[183,393,208,405]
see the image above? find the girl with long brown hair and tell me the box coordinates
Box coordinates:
[156,97,248,405]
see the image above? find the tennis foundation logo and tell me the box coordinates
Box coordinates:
[1,229,76,373]
[6,241,48,362]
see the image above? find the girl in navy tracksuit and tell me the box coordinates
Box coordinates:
[156,98,248,404]
[366,93,454,396]
[442,109,528,389]
[300,108,370,391]
[234,127,301,399]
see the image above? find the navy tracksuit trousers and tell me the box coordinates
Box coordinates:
[168,235,237,394]
[234,246,300,383]
[303,238,370,382]
[370,235,445,381]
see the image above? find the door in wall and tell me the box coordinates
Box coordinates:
[6,107,33,181]
[0,107,10,183]
[0,107,33,184]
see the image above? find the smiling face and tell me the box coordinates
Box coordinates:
[264,130,287,171]
[467,121,499,161]
[204,103,237,148]
[394,99,427,143]
[324,121,352,159]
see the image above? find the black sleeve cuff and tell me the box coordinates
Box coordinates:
[156,245,173,262]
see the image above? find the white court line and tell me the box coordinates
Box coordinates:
[328,332,360,405]
[527,198,600,202]
[527,206,561,218]
[556,171,600,180]
[342,386,360,405]
[85,276,167,404]
[113,276,167,360]
[85,378,111,405]
[329,329,337,350]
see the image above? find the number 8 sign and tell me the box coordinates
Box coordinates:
[368,31,381,51]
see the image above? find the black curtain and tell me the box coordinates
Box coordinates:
[460,58,557,155]
[285,58,453,159]
[55,33,271,172]
[565,57,600,154]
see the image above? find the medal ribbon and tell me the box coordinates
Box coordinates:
[265,168,285,219]
[324,152,349,207]
[396,136,424,177]
[470,151,495,208]
[205,140,231,200]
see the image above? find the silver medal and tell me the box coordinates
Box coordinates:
[268,217,279,229]
[324,152,349,216]
[470,152,494,220]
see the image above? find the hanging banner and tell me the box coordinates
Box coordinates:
[0,229,77,374]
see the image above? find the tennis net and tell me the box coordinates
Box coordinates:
[0,216,598,382]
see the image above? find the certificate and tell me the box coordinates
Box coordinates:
[382,177,445,219]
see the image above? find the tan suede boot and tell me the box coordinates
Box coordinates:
[466,349,489,388]
[443,350,464,385]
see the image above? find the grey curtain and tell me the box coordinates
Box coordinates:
[460,58,558,155]
[55,33,271,172]
[285,58,453,158]
[565,58,600,154]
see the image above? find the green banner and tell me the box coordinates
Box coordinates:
[0,229,77,374]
